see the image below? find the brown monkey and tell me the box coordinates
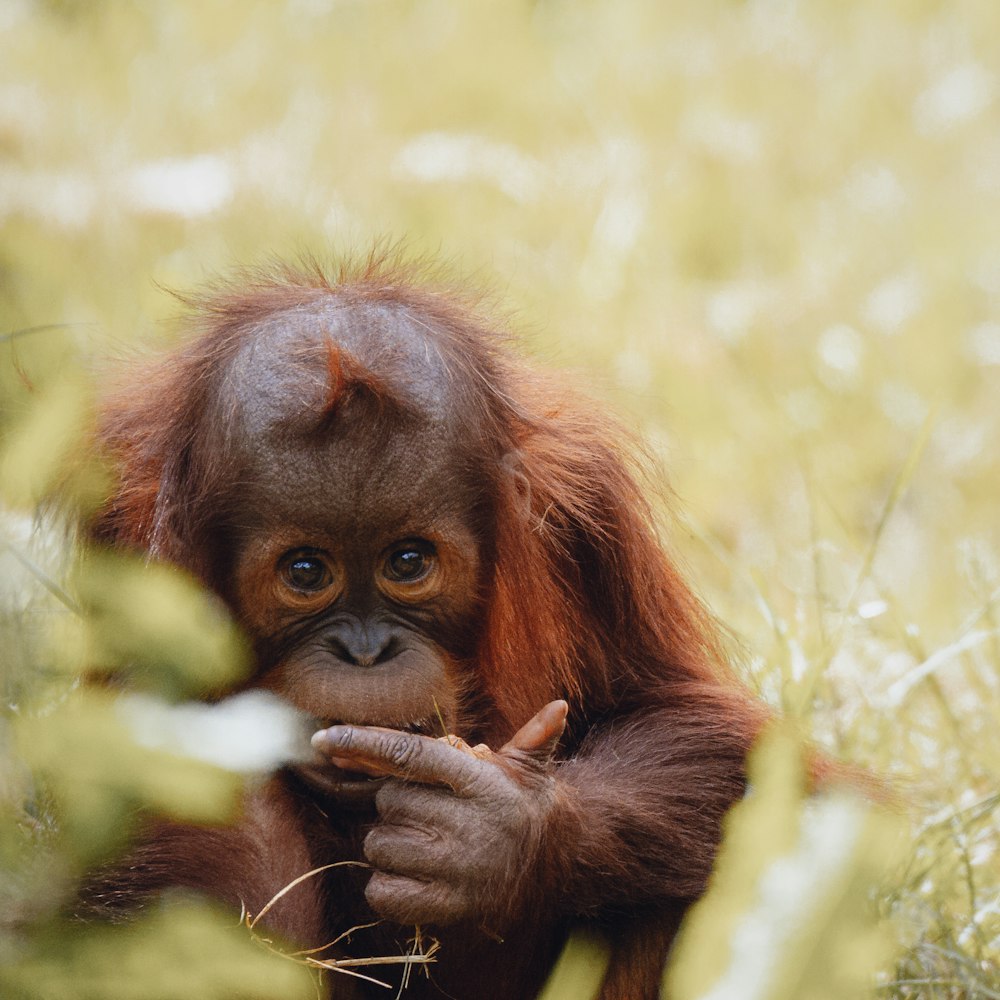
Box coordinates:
[84,254,769,998]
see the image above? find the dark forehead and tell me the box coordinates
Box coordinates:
[221,298,463,440]
[247,407,477,527]
[215,298,489,536]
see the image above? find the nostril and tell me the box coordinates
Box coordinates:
[326,634,360,665]
[373,634,400,665]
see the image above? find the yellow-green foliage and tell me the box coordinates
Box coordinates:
[536,928,611,1000]
[1,1,998,997]
[3,899,311,1000]
[667,728,898,1000]
[56,552,249,697]
[0,374,92,508]
[15,688,246,862]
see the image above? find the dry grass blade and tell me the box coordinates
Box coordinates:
[795,407,937,713]
[885,628,1000,708]
[304,938,440,974]
[292,920,381,957]
[242,868,440,992]
[0,323,79,343]
[245,861,368,930]
[1,541,80,613]
[841,409,934,621]
[432,697,449,738]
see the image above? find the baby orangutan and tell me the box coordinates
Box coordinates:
[84,254,769,999]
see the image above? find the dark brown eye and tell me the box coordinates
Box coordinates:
[385,545,432,582]
[280,550,333,592]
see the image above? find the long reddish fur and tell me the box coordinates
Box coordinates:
[88,251,774,999]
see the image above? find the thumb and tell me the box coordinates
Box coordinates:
[500,700,568,764]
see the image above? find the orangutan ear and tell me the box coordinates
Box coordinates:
[499,450,532,519]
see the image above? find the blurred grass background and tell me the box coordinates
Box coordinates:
[1,1,998,997]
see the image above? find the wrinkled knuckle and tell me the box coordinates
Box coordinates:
[384,733,419,770]
[463,767,500,800]
[506,749,553,785]
[328,727,354,752]
[363,827,389,865]
[492,780,525,816]
[365,873,425,924]
[364,870,469,926]
[374,778,406,816]
[363,872,397,917]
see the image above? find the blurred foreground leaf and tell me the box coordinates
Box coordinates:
[536,928,611,1000]
[0,375,93,509]
[665,727,900,1000]
[0,898,313,1000]
[49,550,249,697]
[14,688,243,866]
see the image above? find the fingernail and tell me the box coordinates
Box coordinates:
[311,726,350,749]
[311,728,343,747]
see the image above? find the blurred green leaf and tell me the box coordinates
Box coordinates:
[50,551,249,697]
[0,898,313,1000]
[14,688,243,865]
[665,726,900,1000]
[536,928,611,1000]
[0,375,93,509]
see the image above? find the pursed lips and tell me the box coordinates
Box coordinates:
[295,715,443,801]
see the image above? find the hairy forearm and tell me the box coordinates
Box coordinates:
[547,698,762,917]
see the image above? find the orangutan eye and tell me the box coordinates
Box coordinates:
[384,543,434,583]
[280,550,333,592]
